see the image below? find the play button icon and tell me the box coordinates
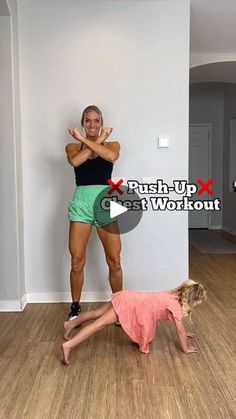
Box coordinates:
[110,201,128,218]
[93,184,144,234]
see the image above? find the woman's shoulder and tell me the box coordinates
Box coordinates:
[65,142,82,152]
[104,141,120,148]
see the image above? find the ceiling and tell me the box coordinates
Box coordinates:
[190,0,236,83]
[190,61,236,84]
[190,0,236,54]
[2,0,236,82]
[0,0,9,16]
[1,0,236,54]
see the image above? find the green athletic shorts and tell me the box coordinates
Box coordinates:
[68,185,117,227]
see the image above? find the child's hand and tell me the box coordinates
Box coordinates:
[186,332,196,338]
[186,346,198,353]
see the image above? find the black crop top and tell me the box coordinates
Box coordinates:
[74,156,113,186]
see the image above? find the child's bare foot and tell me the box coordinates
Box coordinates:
[64,320,73,340]
[61,343,71,365]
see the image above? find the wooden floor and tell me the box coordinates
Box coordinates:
[1,243,236,418]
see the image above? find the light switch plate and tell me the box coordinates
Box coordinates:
[158,137,169,148]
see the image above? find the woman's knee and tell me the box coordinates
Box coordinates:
[106,254,121,271]
[71,255,86,273]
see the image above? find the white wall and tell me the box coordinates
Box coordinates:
[17,0,190,301]
[189,83,224,228]
[223,84,236,233]
[0,0,25,309]
[0,15,18,301]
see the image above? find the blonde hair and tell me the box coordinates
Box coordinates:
[81,105,103,127]
[171,279,207,319]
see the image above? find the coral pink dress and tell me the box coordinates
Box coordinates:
[111,290,183,353]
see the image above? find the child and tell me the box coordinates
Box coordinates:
[61,279,207,365]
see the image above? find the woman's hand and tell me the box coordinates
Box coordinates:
[186,346,198,353]
[186,332,196,338]
[67,128,85,142]
[99,127,113,142]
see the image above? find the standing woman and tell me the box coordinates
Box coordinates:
[65,105,122,320]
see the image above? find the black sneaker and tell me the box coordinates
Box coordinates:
[68,302,82,320]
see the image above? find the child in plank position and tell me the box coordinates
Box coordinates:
[61,279,207,365]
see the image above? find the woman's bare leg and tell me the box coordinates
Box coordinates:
[61,306,118,365]
[96,222,122,293]
[69,222,92,302]
[64,302,112,340]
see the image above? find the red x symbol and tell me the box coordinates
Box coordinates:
[197,179,214,195]
[108,179,124,195]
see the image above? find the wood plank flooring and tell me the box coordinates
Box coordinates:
[0,243,236,418]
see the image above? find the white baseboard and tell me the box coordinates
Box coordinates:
[0,293,27,312]
[21,294,27,310]
[0,300,21,311]
[222,227,236,236]
[209,225,222,230]
[0,291,111,312]
[26,291,111,303]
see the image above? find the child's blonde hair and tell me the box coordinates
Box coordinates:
[171,279,207,319]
